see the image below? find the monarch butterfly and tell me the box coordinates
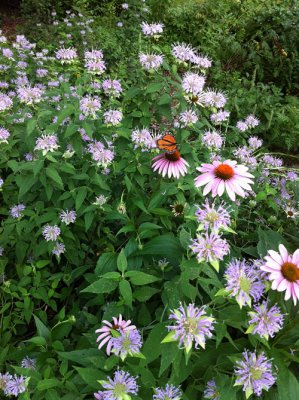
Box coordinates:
[156,132,178,153]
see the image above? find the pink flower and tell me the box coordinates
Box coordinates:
[152,150,189,179]
[194,160,254,201]
[261,244,299,305]
[95,315,136,355]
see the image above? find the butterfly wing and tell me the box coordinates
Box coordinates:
[157,133,177,153]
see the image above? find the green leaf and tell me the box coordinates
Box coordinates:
[81,278,118,294]
[159,342,179,376]
[24,336,47,346]
[37,379,61,391]
[133,287,159,302]
[146,83,163,93]
[257,228,286,257]
[57,349,102,366]
[33,315,50,339]
[75,367,104,390]
[161,331,176,344]
[75,187,88,211]
[119,280,132,308]
[46,167,64,189]
[125,271,160,285]
[117,249,127,273]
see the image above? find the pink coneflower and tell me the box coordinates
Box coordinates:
[152,151,189,179]
[194,160,254,201]
[261,244,299,305]
[95,315,136,355]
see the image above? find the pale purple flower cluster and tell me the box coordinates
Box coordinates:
[87,141,114,167]
[224,259,265,307]
[2,48,13,58]
[59,209,76,225]
[236,115,260,132]
[0,374,26,396]
[167,303,215,351]
[55,47,78,63]
[179,109,198,127]
[94,369,138,400]
[36,68,48,77]
[153,384,182,400]
[14,34,34,50]
[17,85,44,105]
[0,93,13,111]
[141,22,164,36]
[190,232,230,263]
[195,200,230,231]
[234,351,275,397]
[102,79,122,97]
[191,53,212,69]
[131,127,157,151]
[0,127,10,143]
[286,171,298,181]
[21,356,36,370]
[204,90,227,108]
[210,110,230,124]
[248,301,284,339]
[103,109,123,126]
[84,49,106,75]
[0,178,3,188]
[203,380,220,400]
[172,43,195,63]
[10,204,25,218]
[262,155,283,167]
[202,130,223,149]
[139,53,164,70]
[248,136,263,149]
[80,95,101,117]
[182,72,206,95]
[42,225,61,241]
[122,3,129,9]
[52,242,65,257]
[35,134,59,155]
[111,329,143,360]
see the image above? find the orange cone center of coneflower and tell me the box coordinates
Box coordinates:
[165,150,181,161]
[281,262,299,282]
[215,163,235,180]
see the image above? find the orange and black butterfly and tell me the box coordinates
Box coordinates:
[157,132,178,153]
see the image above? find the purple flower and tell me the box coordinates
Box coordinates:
[36,68,48,77]
[224,259,265,308]
[59,209,76,225]
[95,315,136,355]
[96,369,138,400]
[153,384,182,400]
[10,204,25,218]
[190,53,212,69]
[117,22,123,27]
[35,134,59,155]
[236,121,248,132]
[286,171,297,181]
[87,141,114,167]
[17,85,44,105]
[84,49,105,75]
[80,96,101,117]
[190,232,230,263]
[55,47,78,63]
[0,93,13,111]
[102,79,122,97]
[262,155,283,167]
[248,136,263,149]
[112,329,143,360]
[141,22,164,36]
[21,356,36,369]
[210,110,230,124]
[103,109,123,126]
[131,127,157,151]
[245,115,260,128]
[167,303,214,353]
[182,72,206,95]
[52,242,65,257]
[234,351,275,397]
[172,43,195,63]
[2,48,13,58]
[179,109,198,127]
[139,53,164,70]
[0,127,10,143]
[204,89,227,108]
[203,380,220,399]
[4,375,26,396]
[0,372,12,392]
[247,301,284,339]
[195,200,230,231]
[202,130,223,149]
[0,178,3,188]
[24,152,33,161]
[42,225,61,241]
[122,3,129,9]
